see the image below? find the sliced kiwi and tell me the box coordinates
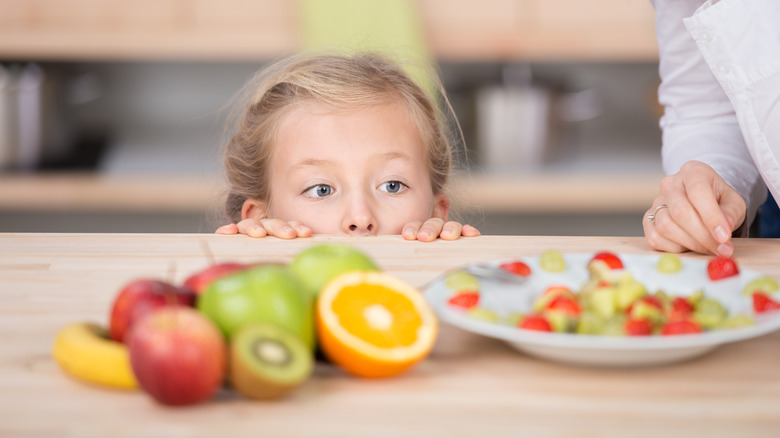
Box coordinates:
[230,322,314,400]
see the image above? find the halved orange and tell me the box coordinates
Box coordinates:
[315,271,438,378]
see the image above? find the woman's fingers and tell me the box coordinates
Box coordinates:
[646,201,711,254]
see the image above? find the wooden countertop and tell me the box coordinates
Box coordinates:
[2,233,780,437]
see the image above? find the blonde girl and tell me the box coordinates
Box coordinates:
[216,52,479,241]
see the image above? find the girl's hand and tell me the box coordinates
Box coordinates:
[401,218,481,242]
[215,218,312,239]
[642,161,746,257]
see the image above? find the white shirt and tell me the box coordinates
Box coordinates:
[652,0,780,230]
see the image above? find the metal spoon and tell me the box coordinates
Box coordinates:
[463,264,529,285]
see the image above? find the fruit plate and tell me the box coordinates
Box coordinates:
[423,252,780,367]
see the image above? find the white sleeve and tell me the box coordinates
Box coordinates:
[684,0,780,213]
[651,0,766,229]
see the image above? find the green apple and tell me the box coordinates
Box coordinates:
[197,264,314,349]
[289,243,380,301]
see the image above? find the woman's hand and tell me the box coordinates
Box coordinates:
[643,161,746,257]
[401,218,481,242]
[215,218,312,239]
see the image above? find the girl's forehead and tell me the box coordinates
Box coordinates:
[273,99,426,162]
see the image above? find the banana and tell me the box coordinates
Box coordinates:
[52,322,138,390]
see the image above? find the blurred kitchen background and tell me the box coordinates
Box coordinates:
[0,0,663,236]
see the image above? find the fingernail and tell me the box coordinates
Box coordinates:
[714,226,729,243]
[253,224,261,230]
[283,226,293,233]
[717,243,733,257]
[443,228,453,235]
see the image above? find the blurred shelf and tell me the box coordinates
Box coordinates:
[0,171,663,214]
[450,172,663,214]
[0,0,657,62]
[0,173,222,213]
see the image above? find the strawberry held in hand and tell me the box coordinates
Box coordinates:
[707,256,739,281]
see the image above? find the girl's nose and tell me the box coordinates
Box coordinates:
[342,196,378,236]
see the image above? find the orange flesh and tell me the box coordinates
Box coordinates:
[331,283,423,349]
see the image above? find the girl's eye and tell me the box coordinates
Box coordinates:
[303,184,333,198]
[379,180,407,194]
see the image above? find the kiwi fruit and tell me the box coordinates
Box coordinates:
[230,322,314,400]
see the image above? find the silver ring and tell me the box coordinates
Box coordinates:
[647,204,668,223]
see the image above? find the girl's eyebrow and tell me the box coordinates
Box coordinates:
[381,151,413,162]
[290,158,333,172]
[292,152,413,172]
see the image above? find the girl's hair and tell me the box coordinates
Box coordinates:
[222,51,459,223]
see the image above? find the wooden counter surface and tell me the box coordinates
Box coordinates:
[2,233,779,437]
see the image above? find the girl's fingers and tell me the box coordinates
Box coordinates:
[287,220,313,238]
[236,218,269,238]
[215,224,239,235]
[438,221,463,241]
[257,219,299,239]
[402,221,423,240]
[417,218,445,242]
[461,224,481,237]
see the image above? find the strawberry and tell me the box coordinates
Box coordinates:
[668,296,694,320]
[518,315,552,332]
[752,292,780,314]
[547,296,582,315]
[707,256,739,281]
[499,261,532,277]
[542,285,575,299]
[447,292,480,309]
[591,251,624,270]
[661,320,703,335]
[624,319,653,336]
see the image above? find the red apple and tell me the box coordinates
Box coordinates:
[182,262,248,295]
[109,279,195,343]
[128,307,226,406]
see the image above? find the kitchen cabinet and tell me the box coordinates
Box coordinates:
[0,0,657,61]
[0,1,662,234]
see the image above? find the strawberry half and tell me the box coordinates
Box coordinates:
[591,251,624,270]
[547,296,582,316]
[661,320,703,335]
[668,296,694,320]
[447,292,480,309]
[518,315,552,332]
[625,319,653,336]
[499,261,532,277]
[707,256,739,281]
[752,292,780,314]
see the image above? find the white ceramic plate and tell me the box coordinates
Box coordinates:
[423,252,780,367]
